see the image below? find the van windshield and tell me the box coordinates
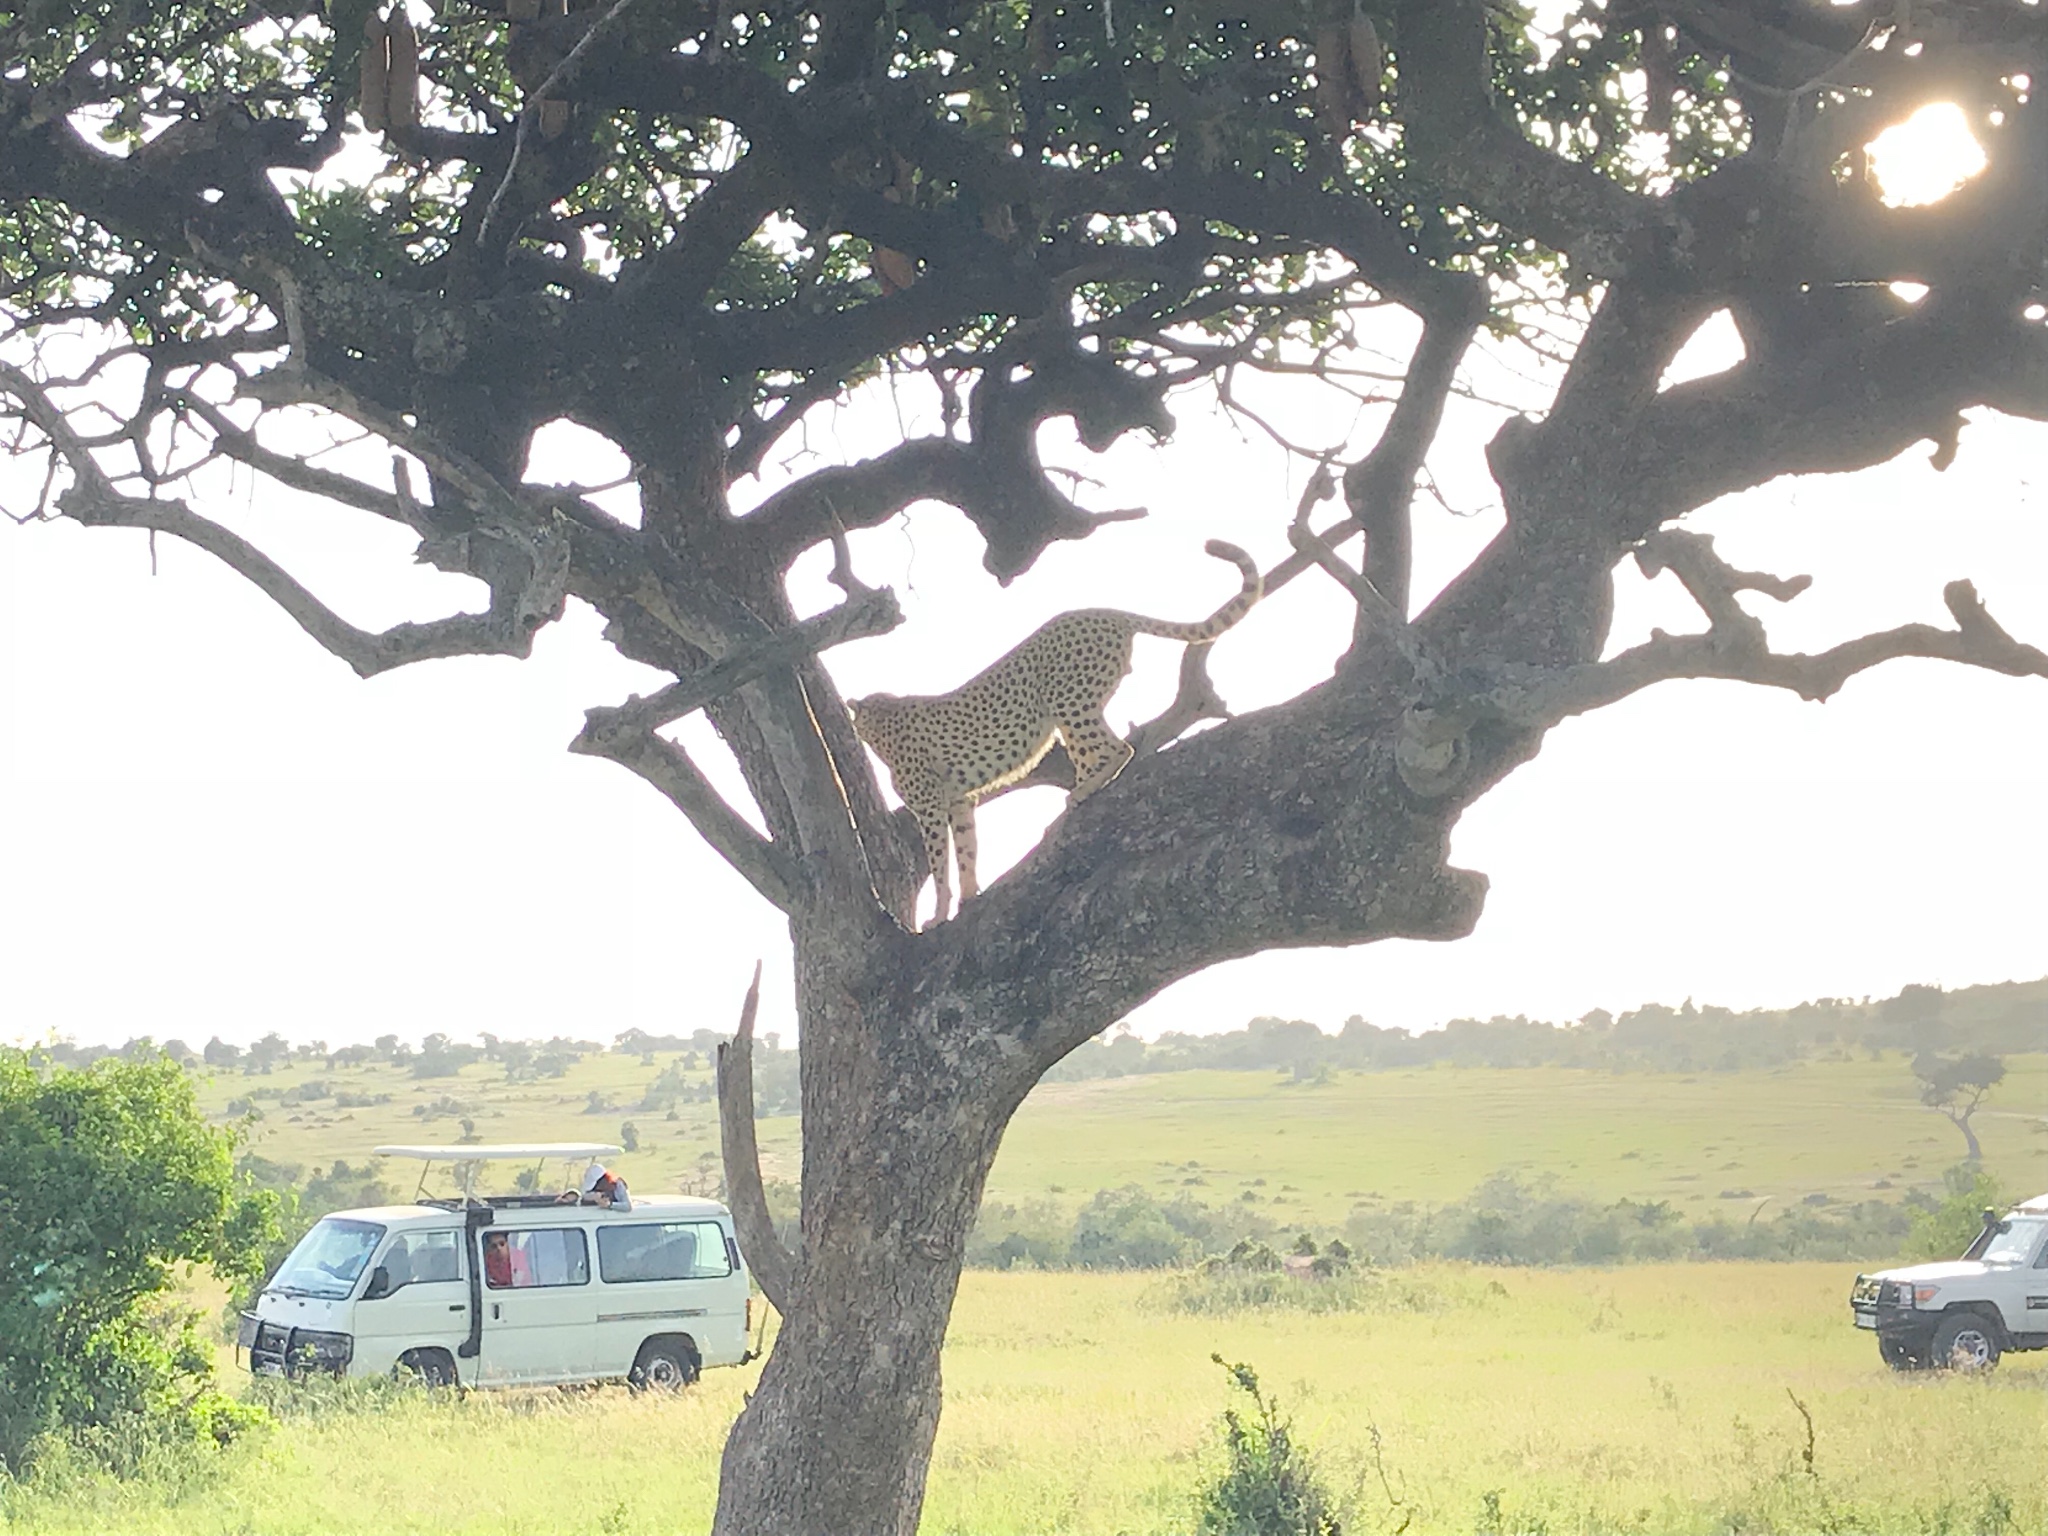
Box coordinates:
[267,1218,387,1300]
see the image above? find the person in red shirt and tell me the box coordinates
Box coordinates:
[482,1230,513,1289]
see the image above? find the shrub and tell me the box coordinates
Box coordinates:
[1909,1165,2012,1260]
[0,1050,277,1476]
[1194,1358,1343,1536]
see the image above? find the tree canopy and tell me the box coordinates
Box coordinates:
[8,2,2048,1531]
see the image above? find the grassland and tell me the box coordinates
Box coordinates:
[3,1265,2043,1535]
[201,1049,2048,1226]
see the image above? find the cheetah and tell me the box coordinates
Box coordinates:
[848,539,1262,926]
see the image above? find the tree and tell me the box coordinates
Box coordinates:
[0,1049,274,1473]
[5,4,2048,1531]
[1912,1051,2006,1161]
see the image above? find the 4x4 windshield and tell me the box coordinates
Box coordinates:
[1980,1216,2046,1266]
[267,1218,387,1300]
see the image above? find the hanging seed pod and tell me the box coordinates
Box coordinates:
[539,98,571,139]
[1641,20,1675,136]
[1313,21,1351,141]
[873,247,917,293]
[386,8,420,129]
[359,9,390,132]
[1346,9,1383,117]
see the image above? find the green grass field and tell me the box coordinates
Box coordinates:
[203,1050,2048,1225]
[3,1265,2042,1535]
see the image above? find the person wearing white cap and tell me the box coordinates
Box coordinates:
[557,1160,631,1211]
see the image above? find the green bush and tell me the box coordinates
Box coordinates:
[0,1049,277,1476]
[1194,1358,1343,1536]
[1908,1165,2012,1260]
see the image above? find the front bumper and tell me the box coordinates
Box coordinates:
[1850,1278,1935,1341]
[246,1318,353,1378]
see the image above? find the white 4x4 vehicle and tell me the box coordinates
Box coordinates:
[1849,1191,2048,1371]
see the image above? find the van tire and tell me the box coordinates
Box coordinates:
[1930,1311,2002,1372]
[630,1337,700,1392]
[397,1348,458,1388]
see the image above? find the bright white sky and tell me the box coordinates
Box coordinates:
[2,109,2043,1051]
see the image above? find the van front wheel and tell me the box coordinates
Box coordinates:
[630,1338,700,1393]
[396,1349,458,1388]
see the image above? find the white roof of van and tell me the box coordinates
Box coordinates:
[374,1143,623,1161]
[312,1196,733,1227]
[2017,1192,2048,1214]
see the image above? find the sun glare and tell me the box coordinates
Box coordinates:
[1865,102,1988,208]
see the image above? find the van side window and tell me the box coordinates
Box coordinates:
[597,1221,734,1283]
[382,1230,463,1289]
[483,1228,590,1289]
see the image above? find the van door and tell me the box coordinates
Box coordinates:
[591,1218,745,1377]
[476,1224,596,1384]
[353,1228,469,1377]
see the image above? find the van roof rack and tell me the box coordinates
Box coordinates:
[374,1143,624,1204]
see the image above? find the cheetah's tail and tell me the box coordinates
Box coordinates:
[1129,539,1263,643]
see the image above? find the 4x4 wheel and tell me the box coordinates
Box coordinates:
[1878,1336,1923,1371]
[630,1338,701,1393]
[1930,1312,2002,1372]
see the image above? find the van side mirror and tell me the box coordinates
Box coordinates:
[363,1265,394,1300]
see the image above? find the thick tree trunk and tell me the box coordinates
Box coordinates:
[711,935,1017,1536]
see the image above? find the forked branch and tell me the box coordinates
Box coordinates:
[1396,531,2048,796]
[716,962,797,1317]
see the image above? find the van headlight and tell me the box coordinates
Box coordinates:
[290,1330,354,1373]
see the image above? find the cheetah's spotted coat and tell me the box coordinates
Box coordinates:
[849,540,1263,926]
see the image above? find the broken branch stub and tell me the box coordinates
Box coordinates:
[717,962,796,1317]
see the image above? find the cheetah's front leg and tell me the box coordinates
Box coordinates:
[901,782,954,927]
[948,797,980,905]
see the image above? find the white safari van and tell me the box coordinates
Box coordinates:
[237,1143,756,1390]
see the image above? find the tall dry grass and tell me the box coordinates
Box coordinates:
[4,1262,2041,1534]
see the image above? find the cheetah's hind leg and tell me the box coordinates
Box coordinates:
[1062,711,1136,802]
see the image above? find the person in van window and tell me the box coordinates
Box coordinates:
[482,1230,513,1289]
[558,1161,630,1211]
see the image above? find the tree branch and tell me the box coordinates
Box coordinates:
[59,481,562,677]
[1423,532,2048,748]
[717,962,797,1317]
[567,724,801,911]
[574,585,901,745]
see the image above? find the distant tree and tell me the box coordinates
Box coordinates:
[200,1037,240,1070]
[412,1033,480,1078]
[1912,1052,2006,1162]
[620,1121,641,1153]
[1885,983,1951,1049]
[374,1034,403,1061]
[327,1044,376,1069]
[245,1033,290,1075]
[0,1050,274,1472]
